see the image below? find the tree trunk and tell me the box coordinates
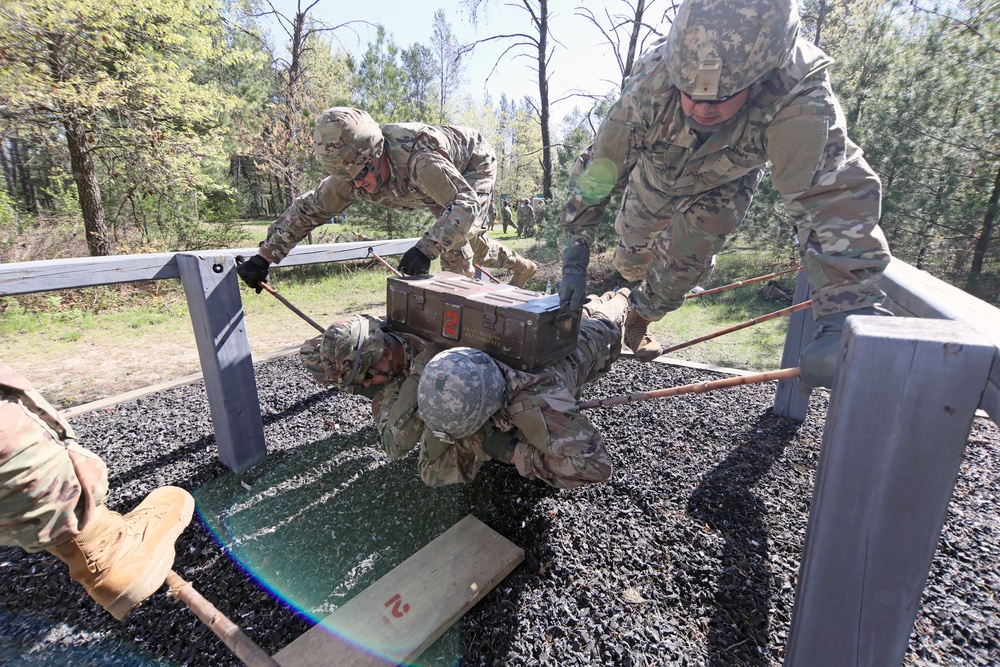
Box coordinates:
[621,0,646,88]
[0,138,16,204]
[537,0,552,200]
[966,163,1000,295]
[814,0,826,47]
[64,116,112,256]
[10,136,38,214]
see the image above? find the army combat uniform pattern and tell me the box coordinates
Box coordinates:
[259,123,521,277]
[300,306,623,490]
[560,37,891,320]
[0,361,109,552]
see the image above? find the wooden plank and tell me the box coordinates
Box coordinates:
[881,259,1000,393]
[176,252,267,473]
[274,515,524,667]
[0,238,418,296]
[0,252,180,295]
[772,270,814,421]
[783,317,995,667]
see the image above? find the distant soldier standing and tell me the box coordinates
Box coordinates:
[516,199,536,238]
[299,289,632,489]
[238,107,537,290]
[486,195,498,231]
[501,199,514,234]
[558,0,891,389]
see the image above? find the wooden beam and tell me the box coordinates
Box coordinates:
[881,259,1000,398]
[773,269,814,421]
[176,252,266,473]
[274,515,524,667]
[0,238,417,296]
[783,316,995,667]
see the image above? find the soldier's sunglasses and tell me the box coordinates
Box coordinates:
[351,162,373,186]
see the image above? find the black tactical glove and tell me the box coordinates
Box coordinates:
[799,306,887,389]
[559,239,590,312]
[481,426,517,463]
[236,254,270,294]
[397,245,432,276]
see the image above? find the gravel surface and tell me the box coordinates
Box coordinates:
[1,354,997,666]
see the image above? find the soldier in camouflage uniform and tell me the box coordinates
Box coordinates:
[0,361,194,620]
[558,0,892,389]
[299,290,631,489]
[486,195,498,231]
[237,107,537,291]
[515,199,536,238]
[501,199,513,234]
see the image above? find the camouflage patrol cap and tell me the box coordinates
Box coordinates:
[665,0,799,101]
[299,314,386,389]
[417,347,505,440]
[313,107,384,180]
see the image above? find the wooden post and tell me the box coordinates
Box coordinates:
[176,253,267,473]
[783,316,994,667]
[772,269,814,420]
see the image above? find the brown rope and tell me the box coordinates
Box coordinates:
[660,300,812,355]
[579,367,801,410]
[684,265,802,299]
[165,571,279,667]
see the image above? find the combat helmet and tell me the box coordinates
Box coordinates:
[313,107,384,180]
[299,314,386,389]
[417,348,505,440]
[665,0,799,101]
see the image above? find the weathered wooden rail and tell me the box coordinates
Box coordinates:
[2,245,998,667]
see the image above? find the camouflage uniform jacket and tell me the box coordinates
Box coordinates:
[560,37,891,315]
[259,123,497,264]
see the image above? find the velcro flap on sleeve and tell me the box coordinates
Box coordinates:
[767,115,829,195]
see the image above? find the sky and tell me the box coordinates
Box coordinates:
[261,0,674,127]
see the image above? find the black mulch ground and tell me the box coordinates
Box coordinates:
[1,355,997,666]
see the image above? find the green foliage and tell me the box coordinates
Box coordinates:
[0,0,255,253]
[826,0,1000,302]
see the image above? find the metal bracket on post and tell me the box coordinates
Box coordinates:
[176,252,267,473]
[783,316,994,667]
[773,269,815,421]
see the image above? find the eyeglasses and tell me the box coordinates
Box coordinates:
[351,162,373,187]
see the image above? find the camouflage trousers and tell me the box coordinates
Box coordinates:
[439,179,523,275]
[418,317,619,489]
[614,169,764,320]
[0,385,109,552]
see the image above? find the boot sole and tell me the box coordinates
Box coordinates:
[630,348,663,362]
[107,491,196,620]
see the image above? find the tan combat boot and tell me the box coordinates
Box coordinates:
[47,486,195,620]
[624,308,663,362]
[509,256,537,288]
